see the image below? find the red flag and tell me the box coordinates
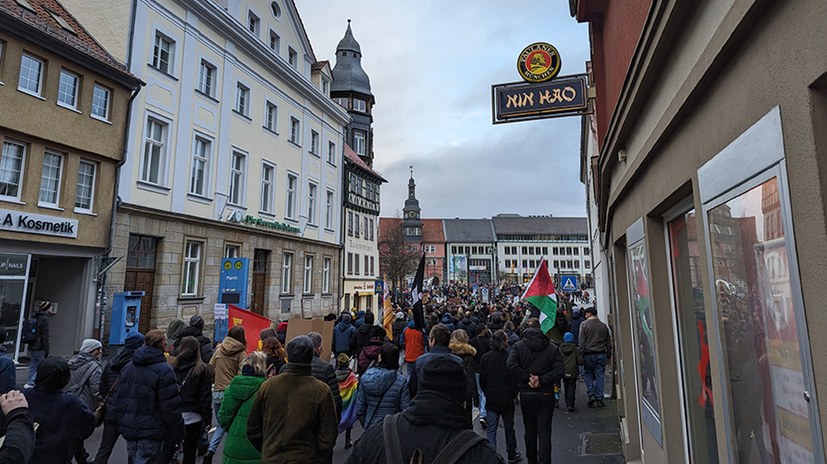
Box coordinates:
[228,305,272,353]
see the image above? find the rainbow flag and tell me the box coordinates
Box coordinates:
[338,371,359,433]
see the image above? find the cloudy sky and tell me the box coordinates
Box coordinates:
[297,1,590,219]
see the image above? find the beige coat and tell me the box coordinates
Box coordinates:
[210,337,246,391]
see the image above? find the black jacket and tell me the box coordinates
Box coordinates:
[0,407,34,464]
[353,324,384,357]
[172,327,214,364]
[506,328,565,394]
[99,347,136,423]
[479,349,517,413]
[27,311,50,354]
[174,356,213,426]
[469,334,491,373]
[24,386,94,464]
[112,345,184,441]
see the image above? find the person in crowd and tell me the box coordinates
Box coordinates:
[24,357,95,464]
[335,354,359,449]
[218,352,268,464]
[94,331,144,464]
[448,329,478,422]
[261,336,285,377]
[579,306,612,407]
[280,332,343,424]
[172,315,213,364]
[259,328,276,344]
[166,319,186,353]
[479,330,521,463]
[559,332,584,412]
[354,310,367,329]
[247,336,337,463]
[65,338,103,464]
[440,312,456,332]
[0,390,35,464]
[24,300,52,389]
[355,344,410,431]
[408,324,461,398]
[353,311,381,357]
[204,325,247,464]
[112,329,182,464]
[333,314,357,358]
[507,318,565,464]
[392,312,407,347]
[503,321,520,351]
[401,320,428,375]
[346,356,504,464]
[356,327,387,376]
[0,329,15,394]
[457,312,476,338]
[275,321,288,345]
[569,307,585,345]
[171,336,213,464]
[469,324,491,429]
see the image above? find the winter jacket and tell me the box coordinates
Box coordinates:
[408,346,463,399]
[392,319,407,346]
[247,364,338,463]
[457,318,475,337]
[65,351,102,410]
[171,326,213,364]
[210,337,247,392]
[218,374,265,464]
[439,314,456,332]
[559,342,584,378]
[173,356,213,425]
[357,339,383,376]
[0,347,15,394]
[449,342,478,401]
[402,326,427,362]
[579,317,612,357]
[546,313,571,347]
[469,333,491,373]
[24,386,94,464]
[506,328,565,394]
[333,321,356,354]
[27,311,50,354]
[0,407,34,464]
[353,324,384,357]
[570,313,585,344]
[345,390,504,464]
[98,347,135,423]
[355,367,410,430]
[278,355,342,418]
[111,345,184,442]
[479,349,517,413]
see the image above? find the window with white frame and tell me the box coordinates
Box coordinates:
[364,255,369,277]
[189,136,210,196]
[303,255,313,293]
[325,190,334,229]
[91,84,110,120]
[347,252,353,275]
[57,69,79,109]
[265,101,277,132]
[363,217,368,241]
[322,79,329,95]
[38,151,63,206]
[228,151,246,205]
[310,130,319,155]
[353,130,366,156]
[141,117,167,185]
[198,60,216,97]
[281,252,293,293]
[0,141,25,200]
[269,30,280,53]
[327,141,336,165]
[307,182,317,225]
[285,173,296,219]
[235,83,249,116]
[248,10,260,36]
[288,47,297,68]
[354,213,360,237]
[347,211,353,236]
[74,159,96,211]
[290,117,300,145]
[152,32,174,74]
[353,98,366,112]
[18,54,43,95]
[322,257,331,293]
[181,240,202,296]
[224,244,240,258]
[354,252,360,275]
[369,218,375,241]
[370,256,375,275]
[261,163,275,214]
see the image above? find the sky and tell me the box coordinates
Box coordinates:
[297,1,591,219]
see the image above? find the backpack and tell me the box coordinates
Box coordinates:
[21,317,39,344]
[382,413,485,464]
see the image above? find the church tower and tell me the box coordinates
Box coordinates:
[331,20,375,167]
[401,167,423,241]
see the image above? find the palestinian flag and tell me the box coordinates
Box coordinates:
[522,259,557,333]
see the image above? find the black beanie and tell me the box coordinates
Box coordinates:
[36,357,71,391]
[190,314,205,329]
[419,356,467,403]
[287,335,314,365]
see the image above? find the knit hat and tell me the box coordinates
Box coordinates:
[35,357,70,390]
[564,332,574,343]
[396,311,405,320]
[79,338,102,353]
[190,314,205,329]
[419,356,466,403]
[286,336,314,364]
[336,353,351,367]
[125,331,145,350]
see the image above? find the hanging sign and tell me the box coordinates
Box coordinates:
[492,74,589,124]
[517,42,561,83]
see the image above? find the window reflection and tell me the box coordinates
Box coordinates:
[629,241,661,431]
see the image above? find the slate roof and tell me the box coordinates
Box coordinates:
[344,144,385,181]
[331,20,372,96]
[491,215,588,236]
[442,219,496,243]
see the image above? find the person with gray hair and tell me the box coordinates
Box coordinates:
[281,331,342,423]
[247,336,337,463]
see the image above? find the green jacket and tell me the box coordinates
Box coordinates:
[559,342,583,378]
[218,375,265,464]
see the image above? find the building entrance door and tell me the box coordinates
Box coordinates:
[125,235,157,334]
[251,249,269,315]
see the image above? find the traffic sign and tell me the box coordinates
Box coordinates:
[561,275,578,292]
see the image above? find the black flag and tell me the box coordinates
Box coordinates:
[411,253,426,330]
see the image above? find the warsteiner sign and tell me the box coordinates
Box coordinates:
[517,42,561,83]
[492,74,589,124]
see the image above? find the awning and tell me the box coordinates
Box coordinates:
[355,291,375,296]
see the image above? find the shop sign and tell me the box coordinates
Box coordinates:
[352,282,375,291]
[0,253,28,277]
[517,42,561,83]
[492,74,589,124]
[226,210,300,234]
[0,209,78,238]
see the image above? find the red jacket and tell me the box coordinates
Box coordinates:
[403,327,427,362]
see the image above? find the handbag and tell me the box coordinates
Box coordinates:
[94,377,118,427]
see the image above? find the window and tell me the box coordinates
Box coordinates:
[281,252,293,293]
[290,117,300,144]
[364,255,369,277]
[354,213,360,237]
[353,131,366,156]
[152,32,174,74]
[270,1,281,18]
[260,163,275,214]
[235,83,249,116]
[37,151,63,206]
[369,218,374,241]
[327,141,336,165]
[288,47,297,68]
[0,141,25,200]
[346,252,353,275]
[322,79,329,95]
[585,260,591,268]
[18,54,43,95]
[370,256,375,276]
[91,84,110,120]
[57,69,79,109]
[307,182,317,224]
[224,244,240,258]
[353,98,366,112]
[585,247,590,255]
[181,240,202,296]
[248,10,260,36]
[310,130,319,155]
[141,118,167,185]
[198,60,215,97]
[127,235,157,268]
[354,253,360,275]
[265,101,277,132]
[285,173,296,219]
[74,160,96,211]
[363,217,368,240]
[189,136,210,196]
[347,211,353,236]
[325,190,334,229]
[542,247,548,255]
[303,255,313,293]
[322,257,331,293]
[269,30,280,53]
[228,151,245,205]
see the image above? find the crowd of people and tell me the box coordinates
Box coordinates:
[0,283,611,464]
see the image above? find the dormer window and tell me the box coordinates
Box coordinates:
[353,99,366,112]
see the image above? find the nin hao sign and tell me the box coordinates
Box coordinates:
[492,74,588,124]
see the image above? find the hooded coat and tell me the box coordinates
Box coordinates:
[65,351,102,410]
[440,313,456,332]
[355,367,410,430]
[172,325,213,364]
[457,318,475,338]
[210,336,247,392]
[353,324,384,357]
[218,374,266,464]
[506,328,565,394]
[559,342,584,378]
[27,310,50,354]
[449,341,478,401]
[333,320,356,354]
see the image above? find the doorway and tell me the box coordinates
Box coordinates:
[125,235,157,334]
[251,249,269,315]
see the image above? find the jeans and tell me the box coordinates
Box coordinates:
[583,353,607,401]
[486,409,517,457]
[126,439,164,464]
[182,421,203,464]
[27,350,45,386]
[520,392,554,464]
[208,397,224,452]
[475,373,486,418]
[563,378,577,409]
[93,420,124,464]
